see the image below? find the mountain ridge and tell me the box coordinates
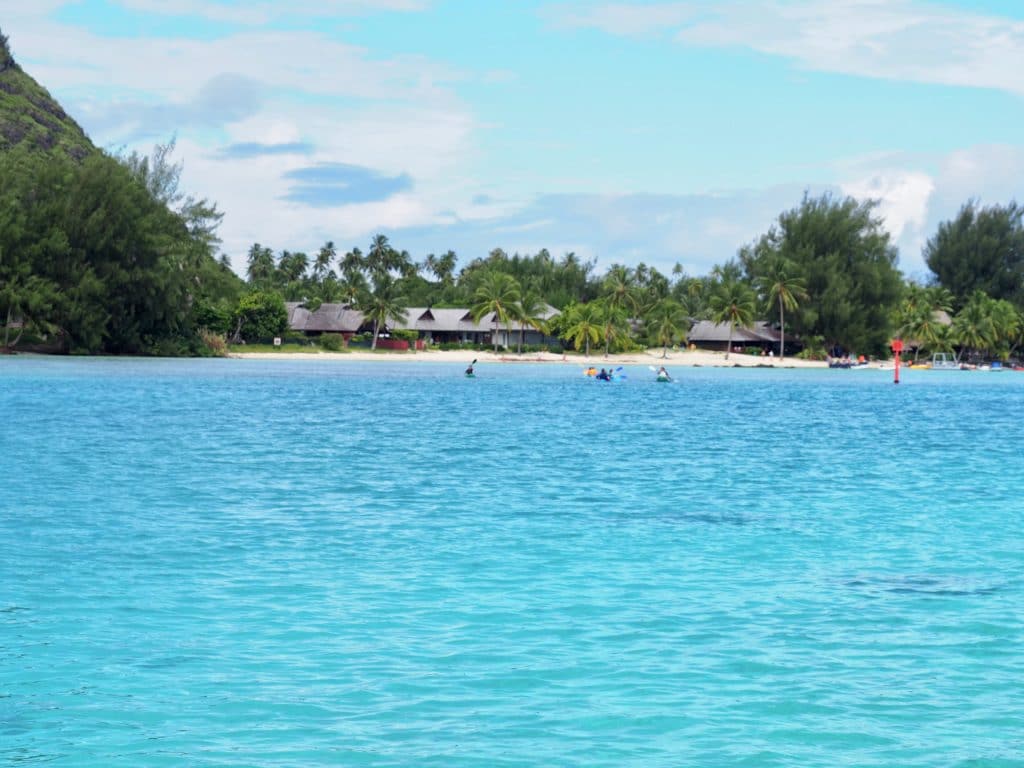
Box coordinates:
[0,26,95,161]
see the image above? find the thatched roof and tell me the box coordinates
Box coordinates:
[687,320,780,343]
[386,307,487,333]
[285,302,561,336]
[286,302,364,333]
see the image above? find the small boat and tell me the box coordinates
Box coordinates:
[930,352,959,371]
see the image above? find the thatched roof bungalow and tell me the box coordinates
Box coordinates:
[285,301,562,349]
[387,307,493,344]
[687,320,784,353]
[492,304,561,348]
[286,303,364,336]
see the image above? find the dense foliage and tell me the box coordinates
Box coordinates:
[4,28,1024,361]
[0,145,242,354]
[924,201,1024,311]
[742,193,903,357]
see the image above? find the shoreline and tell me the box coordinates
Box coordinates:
[229,348,832,368]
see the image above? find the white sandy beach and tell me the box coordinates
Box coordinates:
[231,347,832,368]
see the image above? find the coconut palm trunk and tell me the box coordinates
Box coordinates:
[778,296,785,360]
[726,322,734,360]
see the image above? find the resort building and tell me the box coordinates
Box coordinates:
[285,302,363,339]
[687,320,789,354]
[285,302,562,349]
[489,304,562,348]
[387,308,493,345]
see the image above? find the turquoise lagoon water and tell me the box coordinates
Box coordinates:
[2,357,1024,767]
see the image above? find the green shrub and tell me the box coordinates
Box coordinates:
[437,341,486,351]
[198,328,228,357]
[796,335,826,360]
[318,333,346,351]
[191,301,233,335]
[282,335,316,346]
[233,290,288,343]
[392,329,419,342]
[143,335,191,357]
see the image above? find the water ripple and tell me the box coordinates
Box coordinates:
[2,359,1024,766]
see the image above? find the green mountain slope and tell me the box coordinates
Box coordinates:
[0,28,94,161]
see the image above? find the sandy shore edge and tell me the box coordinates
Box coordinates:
[230,348,833,368]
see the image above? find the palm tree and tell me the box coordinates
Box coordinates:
[339,271,369,308]
[708,280,756,360]
[312,241,336,282]
[923,285,954,315]
[367,234,392,276]
[471,271,521,353]
[422,249,457,286]
[601,265,640,355]
[245,243,275,286]
[756,257,807,361]
[340,247,365,283]
[598,299,630,358]
[895,284,956,361]
[711,259,743,284]
[359,273,408,351]
[673,275,706,323]
[516,289,548,354]
[562,302,602,357]
[277,250,309,283]
[905,305,946,361]
[952,291,996,362]
[647,299,686,358]
[988,298,1019,361]
[365,234,413,281]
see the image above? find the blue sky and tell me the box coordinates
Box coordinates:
[4,0,1024,279]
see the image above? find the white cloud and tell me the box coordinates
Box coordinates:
[835,144,1024,278]
[840,169,934,271]
[558,1,1024,96]
[2,4,480,272]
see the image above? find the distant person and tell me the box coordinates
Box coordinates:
[596,368,611,381]
[657,366,672,382]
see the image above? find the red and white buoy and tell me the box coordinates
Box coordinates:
[891,338,903,385]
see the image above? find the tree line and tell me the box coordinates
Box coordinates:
[228,193,1024,361]
[4,139,1024,360]
[0,141,241,354]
